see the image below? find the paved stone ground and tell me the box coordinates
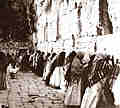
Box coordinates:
[0,71,120,108]
[0,90,8,107]
[0,71,65,108]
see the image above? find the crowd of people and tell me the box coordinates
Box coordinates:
[30,49,120,108]
[0,48,120,108]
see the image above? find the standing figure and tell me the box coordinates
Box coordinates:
[81,55,114,108]
[0,52,8,90]
[49,51,66,90]
[44,53,57,84]
[42,52,51,81]
[112,59,120,106]
[64,51,85,107]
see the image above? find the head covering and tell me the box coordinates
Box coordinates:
[76,51,85,60]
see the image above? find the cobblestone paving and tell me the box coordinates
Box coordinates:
[0,71,120,108]
[0,90,8,107]
[1,71,65,108]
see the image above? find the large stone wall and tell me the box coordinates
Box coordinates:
[35,0,114,43]
[35,0,93,42]
[35,0,120,58]
[7,0,36,41]
[37,34,120,60]
[108,0,120,34]
[2,0,120,55]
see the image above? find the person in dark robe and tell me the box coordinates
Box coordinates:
[81,54,114,108]
[0,51,8,90]
[36,51,45,77]
[21,49,30,72]
[81,54,96,99]
[64,51,86,107]
[7,53,14,64]
[49,51,66,89]
[65,51,77,88]
[45,52,66,86]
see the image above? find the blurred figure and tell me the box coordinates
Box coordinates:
[0,52,8,90]
[64,51,88,107]
[49,51,66,90]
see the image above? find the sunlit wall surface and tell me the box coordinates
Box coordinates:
[35,0,120,52]
[80,0,99,36]
[108,0,120,34]
[35,0,99,42]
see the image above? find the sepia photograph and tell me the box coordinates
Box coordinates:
[0,0,120,108]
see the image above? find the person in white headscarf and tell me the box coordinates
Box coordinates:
[49,52,66,90]
[42,53,57,80]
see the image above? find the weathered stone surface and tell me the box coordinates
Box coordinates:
[4,71,65,108]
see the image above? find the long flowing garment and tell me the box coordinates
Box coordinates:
[64,55,85,107]
[45,55,57,85]
[49,66,66,90]
[112,64,120,106]
[6,64,12,89]
[64,80,82,106]
[36,56,45,77]
[80,80,104,108]
[0,52,9,90]
[81,56,114,108]
[0,64,7,90]
[42,60,51,81]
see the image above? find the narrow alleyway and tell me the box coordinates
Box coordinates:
[0,71,65,108]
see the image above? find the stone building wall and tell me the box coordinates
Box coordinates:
[3,0,120,53]
[35,0,83,43]
[0,0,35,51]
[7,0,36,42]
[6,0,115,42]
[108,0,120,34]
[35,0,120,56]
[35,0,100,43]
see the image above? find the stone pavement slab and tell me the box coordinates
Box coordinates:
[1,71,118,108]
[6,71,65,108]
